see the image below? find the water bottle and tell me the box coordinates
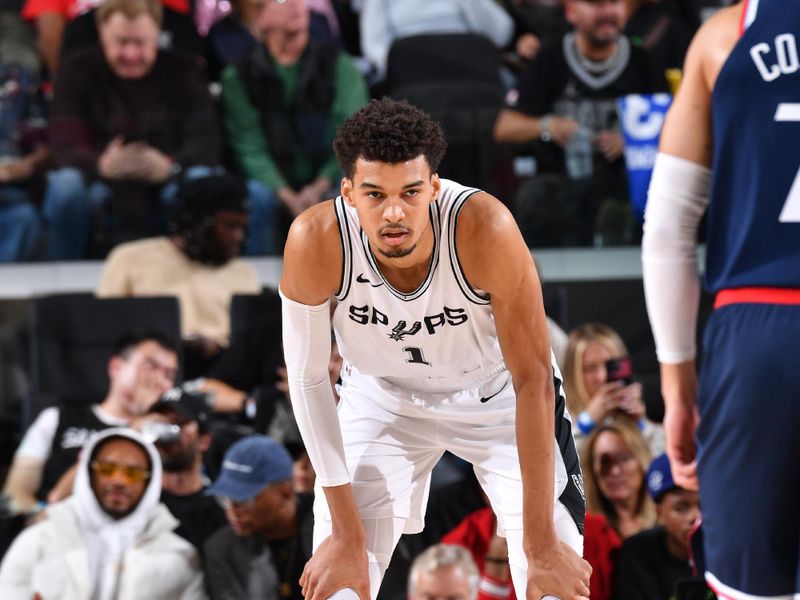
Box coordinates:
[564,127,593,180]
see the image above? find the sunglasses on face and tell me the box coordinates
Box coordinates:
[91,460,151,483]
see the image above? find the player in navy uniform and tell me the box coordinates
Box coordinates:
[280,98,591,600]
[642,1,800,597]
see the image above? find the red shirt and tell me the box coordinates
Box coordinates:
[22,0,190,21]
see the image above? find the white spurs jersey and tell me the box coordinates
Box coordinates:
[331,179,507,391]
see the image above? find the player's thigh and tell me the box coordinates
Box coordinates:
[697,303,800,597]
[315,383,443,532]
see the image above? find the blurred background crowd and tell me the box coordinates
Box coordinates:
[0,0,734,598]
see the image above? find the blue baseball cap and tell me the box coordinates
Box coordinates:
[647,453,678,502]
[205,435,293,501]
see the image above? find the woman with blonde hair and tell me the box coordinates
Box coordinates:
[563,322,664,454]
[581,416,656,540]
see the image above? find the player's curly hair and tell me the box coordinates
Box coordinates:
[334,97,447,179]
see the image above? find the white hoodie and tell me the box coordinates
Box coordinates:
[0,427,207,600]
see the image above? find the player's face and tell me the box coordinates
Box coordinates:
[342,156,441,261]
[592,430,643,505]
[657,489,700,556]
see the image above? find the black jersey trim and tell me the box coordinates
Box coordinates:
[334,197,353,301]
[553,367,585,535]
[448,189,491,305]
[358,201,441,302]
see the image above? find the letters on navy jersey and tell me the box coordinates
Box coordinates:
[347,303,469,341]
[750,33,799,82]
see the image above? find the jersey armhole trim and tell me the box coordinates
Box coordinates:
[448,189,491,305]
[334,196,353,301]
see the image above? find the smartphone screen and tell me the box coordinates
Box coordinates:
[605,356,633,384]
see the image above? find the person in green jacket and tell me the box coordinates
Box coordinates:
[221,0,368,253]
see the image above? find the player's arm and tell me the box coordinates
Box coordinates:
[458,194,590,600]
[641,5,740,490]
[280,201,369,600]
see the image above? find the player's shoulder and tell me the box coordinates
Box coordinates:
[689,4,743,64]
[454,190,531,292]
[282,200,343,301]
[455,190,518,241]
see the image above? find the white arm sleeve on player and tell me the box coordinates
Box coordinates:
[280,289,350,487]
[641,152,712,364]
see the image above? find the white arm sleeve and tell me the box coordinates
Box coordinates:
[280,289,350,487]
[641,153,712,364]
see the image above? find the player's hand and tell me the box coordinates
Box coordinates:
[526,541,591,600]
[660,361,700,491]
[299,534,370,600]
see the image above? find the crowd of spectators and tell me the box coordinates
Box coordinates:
[0,0,730,597]
[0,0,733,262]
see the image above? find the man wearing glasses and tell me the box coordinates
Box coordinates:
[0,427,206,599]
[2,330,179,516]
[203,435,314,600]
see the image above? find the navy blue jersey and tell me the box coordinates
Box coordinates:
[706,0,800,292]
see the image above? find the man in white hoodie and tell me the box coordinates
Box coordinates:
[0,427,207,600]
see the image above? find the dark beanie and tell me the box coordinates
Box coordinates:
[177,174,250,224]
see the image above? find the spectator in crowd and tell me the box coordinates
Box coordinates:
[498,0,570,50]
[1,330,178,514]
[203,435,313,600]
[0,427,206,599]
[358,0,514,83]
[96,174,262,378]
[441,507,623,600]
[0,9,47,262]
[220,0,368,249]
[144,388,227,555]
[205,0,340,80]
[441,507,515,600]
[562,322,664,454]
[20,0,196,74]
[284,440,315,495]
[625,0,692,83]
[44,0,222,260]
[581,417,656,541]
[493,0,667,247]
[408,543,479,600]
[612,452,699,599]
[582,511,621,600]
[60,0,202,66]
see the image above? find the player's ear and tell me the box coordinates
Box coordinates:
[341,176,355,207]
[430,173,441,203]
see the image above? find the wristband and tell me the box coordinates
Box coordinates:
[484,555,508,563]
[577,410,595,435]
[539,115,553,142]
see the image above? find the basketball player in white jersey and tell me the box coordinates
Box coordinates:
[280,98,591,600]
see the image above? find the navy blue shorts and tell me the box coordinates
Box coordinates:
[697,302,800,598]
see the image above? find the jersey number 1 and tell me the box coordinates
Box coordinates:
[776,103,800,222]
[403,347,431,366]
